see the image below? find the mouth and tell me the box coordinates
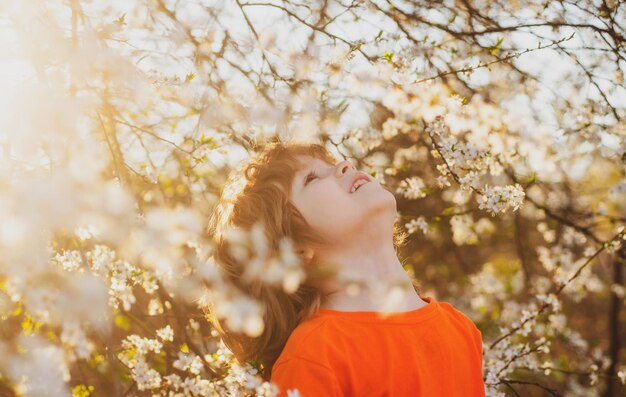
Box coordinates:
[350,174,371,193]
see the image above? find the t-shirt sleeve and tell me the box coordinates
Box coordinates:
[271,356,343,397]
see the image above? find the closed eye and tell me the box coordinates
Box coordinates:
[304,171,318,186]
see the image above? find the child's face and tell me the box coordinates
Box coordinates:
[289,155,396,250]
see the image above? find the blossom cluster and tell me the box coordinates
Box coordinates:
[396,176,428,200]
[476,183,526,217]
[404,216,428,235]
[223,222,306,293]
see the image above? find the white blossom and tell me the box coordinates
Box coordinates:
[157,325,174,342]
[396,176,428,199]
[450,214,479,245]
[405,216,429,235]
[476,183,525,216]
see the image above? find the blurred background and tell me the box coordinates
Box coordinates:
[0,1,625,396]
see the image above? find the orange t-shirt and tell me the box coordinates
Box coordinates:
[270,295,486,396]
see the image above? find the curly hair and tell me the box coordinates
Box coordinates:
[206,140,414,381]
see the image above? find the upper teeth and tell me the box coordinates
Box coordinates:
[351,179,368,193]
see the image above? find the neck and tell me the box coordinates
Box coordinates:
[316,235,425,313]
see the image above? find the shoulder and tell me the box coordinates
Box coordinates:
[436,300,483,356]
[271,316,345,395]
[438,300,485,359]
[437,300,481,333]
[271,347,343,397]
[437,300,473,319]
[274,316,336,367]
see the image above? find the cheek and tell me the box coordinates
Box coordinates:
[306,187,355,219]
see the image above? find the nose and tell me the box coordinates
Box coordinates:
[334,159,355,178]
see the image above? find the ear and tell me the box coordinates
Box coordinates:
[297,247,315,263]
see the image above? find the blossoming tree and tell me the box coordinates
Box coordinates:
[0,0,624,396]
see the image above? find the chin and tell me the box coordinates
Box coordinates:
[366,188,398,216]
[379,187,398,207]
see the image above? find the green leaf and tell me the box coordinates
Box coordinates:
[384,51,394,63]
[442,206,455,216]
[200,133,213,145]
[490,37,504,55]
